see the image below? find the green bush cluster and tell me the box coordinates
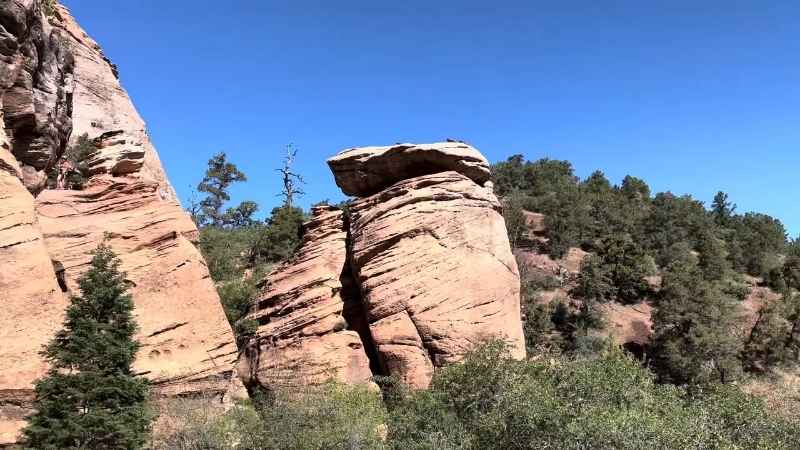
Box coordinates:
[152,342,800,450]
[151,383,387,450]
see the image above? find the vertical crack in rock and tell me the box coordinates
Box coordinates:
[340,210,385,377]
[235,206,374,392]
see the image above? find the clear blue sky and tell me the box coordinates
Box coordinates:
[62,0,800,237]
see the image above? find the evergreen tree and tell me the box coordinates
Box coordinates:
[697,231,729,282]
[711,191,736,226]
[650,257,743,385]
[742,298,794,372]
[197,152,247,227]
[22,244,151,450]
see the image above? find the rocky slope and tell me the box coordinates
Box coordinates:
[0,2,241,444]
[239,142,525,391]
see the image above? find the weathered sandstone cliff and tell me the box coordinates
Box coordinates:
[239,142,525,391]
[1,2,241,445]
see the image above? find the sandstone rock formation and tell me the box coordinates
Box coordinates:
[347,170,525,388]
[0,2,241,444]
[239,142,525,391]
[328,142,492,197]
[238,205,374,390]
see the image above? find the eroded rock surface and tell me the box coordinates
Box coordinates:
[35,178,241,398]
[0,2,242,444]
[53,4,175,199]
[328,141,491,197]
[347,171,525,388]
[238,205,374,391]
[0,0,74,193]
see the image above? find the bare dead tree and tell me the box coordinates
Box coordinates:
[276,144,305,208]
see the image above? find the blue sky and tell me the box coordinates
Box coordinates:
[62,0,799,236]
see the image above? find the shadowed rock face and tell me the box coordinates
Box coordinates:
[0,2,242,445]
[239,143,524,391]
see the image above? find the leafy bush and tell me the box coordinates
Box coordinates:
[152,384,388,450]
[384,341,800,449]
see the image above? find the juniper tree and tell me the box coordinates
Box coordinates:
[22,244,151,450]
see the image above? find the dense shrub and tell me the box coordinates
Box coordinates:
[152,384,387,450]
[384,342,800,449]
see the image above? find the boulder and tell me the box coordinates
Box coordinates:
[327,142,491,197]
[237,206,374,390]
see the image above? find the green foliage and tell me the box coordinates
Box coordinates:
[248,206,305,265]
[223,200,259,228]
[197,152,247,227]
[731,212,788,276]
[711,191,736,226]
[22,244,151,450]
[742,295,800,372]
[47,134,94,190]
[216,277,260,346]
[152,384,388,450]
[574,235,653,304]
[41,0,56,18]
[502,192,527,248]
[384,341,800,449]
[650,258,743,385]
[767,255,800,293]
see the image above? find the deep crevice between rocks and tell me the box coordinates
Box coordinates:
[339,209,385,377]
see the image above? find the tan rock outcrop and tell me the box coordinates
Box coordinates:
[0,2,242,444]
[328,142,491,197]
[346,170,525,388]
[238,205,374,390]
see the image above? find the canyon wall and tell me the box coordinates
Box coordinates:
[0,2,241,445]
[239,142,525,391]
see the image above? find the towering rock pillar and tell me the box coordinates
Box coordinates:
[329,142,525,388]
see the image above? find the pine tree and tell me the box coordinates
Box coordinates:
[650,257,743,385]
[22,244,151,450]
[197,152,247,227]
[711,191,736,226]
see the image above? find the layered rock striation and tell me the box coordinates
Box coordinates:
[1,2,241,444]
[239,142,525,391]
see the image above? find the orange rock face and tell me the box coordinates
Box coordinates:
[0,2,242,444]
[237,206,374,390]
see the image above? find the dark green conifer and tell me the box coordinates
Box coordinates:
[22,244,151,450]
